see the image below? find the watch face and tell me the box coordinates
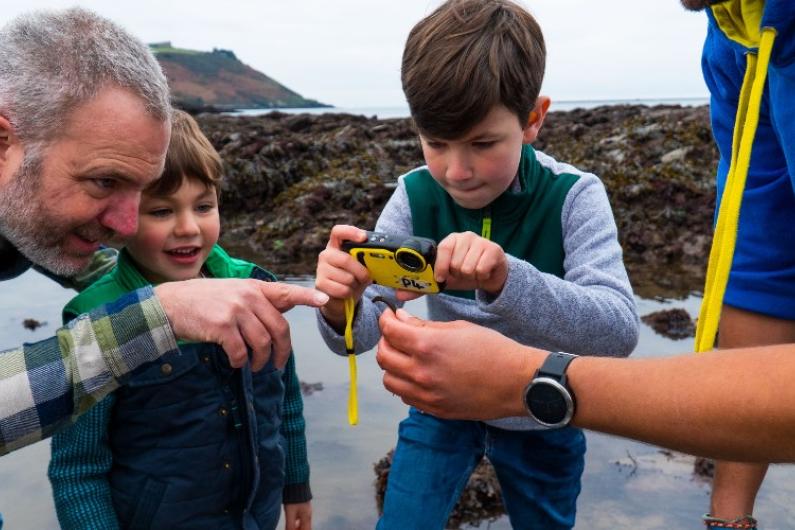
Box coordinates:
[526,378,573,427]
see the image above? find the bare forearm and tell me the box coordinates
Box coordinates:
[379,311,795,462]
[565,345,795,462]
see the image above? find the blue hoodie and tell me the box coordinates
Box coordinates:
[702,0,795,319]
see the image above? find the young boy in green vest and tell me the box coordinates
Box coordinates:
[48,110,312,530]
[315,1,638,528]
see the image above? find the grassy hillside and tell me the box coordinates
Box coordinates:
[151,42,328,110]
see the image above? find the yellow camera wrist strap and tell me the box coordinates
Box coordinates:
[340,214,491,426]
[343,297,358,425]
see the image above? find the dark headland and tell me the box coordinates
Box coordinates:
[151,42,329,112]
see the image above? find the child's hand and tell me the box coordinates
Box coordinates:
[284,501,312,530]
[315,224,371,330]
[434,231,508,295]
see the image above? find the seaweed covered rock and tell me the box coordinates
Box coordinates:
[200,111,421,273]
[373,450,505,529]
[534,104,717,298]
[641,308,696,339]
[199,105,718,297]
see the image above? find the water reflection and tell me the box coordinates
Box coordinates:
[1,270,794,529]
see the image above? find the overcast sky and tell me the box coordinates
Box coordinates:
[2,1,710,108]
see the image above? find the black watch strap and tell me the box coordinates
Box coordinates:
[536,351,578,383]
[524,351,578,428]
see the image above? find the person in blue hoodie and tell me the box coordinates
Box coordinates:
[677,1,795,528]
[47,110,313,530]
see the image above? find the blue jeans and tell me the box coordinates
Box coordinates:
[377,408,586,530]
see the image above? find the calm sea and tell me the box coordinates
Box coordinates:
[227,97,710,120]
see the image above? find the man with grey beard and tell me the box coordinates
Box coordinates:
[0,8,327,456]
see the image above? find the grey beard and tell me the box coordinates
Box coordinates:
[0,153,86,276]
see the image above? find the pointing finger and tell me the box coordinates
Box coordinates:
[258,282,329,312]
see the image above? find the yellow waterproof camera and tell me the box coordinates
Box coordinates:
[342,231,443,294]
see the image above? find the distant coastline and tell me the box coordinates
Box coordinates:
[224,97,709,120]
[176,100,332,116]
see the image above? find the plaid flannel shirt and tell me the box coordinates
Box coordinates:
[0,286,177,455]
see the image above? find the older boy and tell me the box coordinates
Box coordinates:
[315,1,638,528]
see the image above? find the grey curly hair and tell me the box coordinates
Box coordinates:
[0,7,171,146]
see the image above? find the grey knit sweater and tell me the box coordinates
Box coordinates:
[317,149,639,430]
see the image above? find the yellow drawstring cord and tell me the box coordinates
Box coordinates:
[344,296,358,425]
[482,209,492,240]
[695,28,777,353]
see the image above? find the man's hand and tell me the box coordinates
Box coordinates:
[376,308,543,420]
[154,279,328,371]
[284,501,312,529]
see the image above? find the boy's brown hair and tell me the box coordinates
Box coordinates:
[146,109,223,197]
[402,0,545,139]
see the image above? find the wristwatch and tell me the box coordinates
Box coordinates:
[523,351,578,428]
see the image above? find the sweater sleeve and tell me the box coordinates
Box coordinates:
[476,173,639,357]
[280,354,312,504]
[48,395,120,530]
[316,176,414,355]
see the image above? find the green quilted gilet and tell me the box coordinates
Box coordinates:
[405,144,579,300]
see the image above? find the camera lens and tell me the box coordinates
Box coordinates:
[395,249,425,272]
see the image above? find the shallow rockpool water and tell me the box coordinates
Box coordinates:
[2,270,794,529]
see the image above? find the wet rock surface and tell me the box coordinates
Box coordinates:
[614,449,714,482]
[641,308,696,339]
[533,105,716,299]
[693,456,715,480]
[200,104,717,299]
[373,450,505,529]
[22,318,45,331]
[299,381,323,396]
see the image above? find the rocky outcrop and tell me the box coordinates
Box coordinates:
[374,450,505,528]
[200,104,718,298]
[534,105,716,298]
[203,111,421,274]
[640,308,696,340]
